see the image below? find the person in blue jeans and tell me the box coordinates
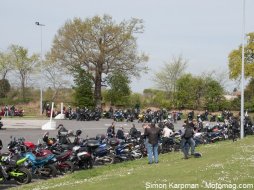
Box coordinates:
[144,122,161,164]
[180,120,196,159]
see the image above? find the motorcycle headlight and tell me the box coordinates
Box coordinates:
[23,161,29,167]
[52,157,57,162]
[24,160,32,167]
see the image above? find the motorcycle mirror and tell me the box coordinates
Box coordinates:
[43,131,49,137]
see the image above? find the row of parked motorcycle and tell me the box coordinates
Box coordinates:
[103,109,182,123]
[62,107,183,123]
[0,126,147,185]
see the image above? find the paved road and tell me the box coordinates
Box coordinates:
[0,119,183,151]
[0,119,183,189]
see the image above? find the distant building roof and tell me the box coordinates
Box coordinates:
[232,91,241,96]
[224,95,238,101]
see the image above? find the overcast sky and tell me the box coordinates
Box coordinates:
[0,0,253,93]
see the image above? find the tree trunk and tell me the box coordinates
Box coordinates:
[94,66,102,108]
[21,77,25,101]
[95,39,105,108]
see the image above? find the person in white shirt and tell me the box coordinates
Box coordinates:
[162,125,173,138]
[161,125,174,153]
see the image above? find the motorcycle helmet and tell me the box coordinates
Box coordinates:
[24,141,36,150]
[47,138,54,146]
[76,130,82,136]
[193,152,202,158]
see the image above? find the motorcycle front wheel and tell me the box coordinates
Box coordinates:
[58,161,74,174]
[14,167,32,185]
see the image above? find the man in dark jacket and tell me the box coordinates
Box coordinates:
[116,127,125,140]
[181,120,195,159]
[129,124,138,138]
[144,122,161,164]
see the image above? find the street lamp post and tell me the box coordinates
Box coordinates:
[240,0,245,139]
[35,22,45,115]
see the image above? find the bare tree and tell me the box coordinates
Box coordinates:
[42,58,71,101]
[153,55,187,102]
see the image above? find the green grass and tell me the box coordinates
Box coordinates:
[14,137,254,190]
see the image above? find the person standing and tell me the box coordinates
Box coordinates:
[10,105,15,117]
[162,124,174,150]
[4,105,9,117]
[181,120,196,159]
[144,122,161,164]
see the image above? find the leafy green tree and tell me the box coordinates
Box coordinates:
[143,89,172,108]
[245,78,254,111]
[129,93,143,108]
[203,79,224,111]
[0,79,11,98]
[9,45,39,101]
[176,74,197,109]
[48,15,148,107]
[176,74,225,110]
[73,68,94,108]
[228,32,254,79]
[105,72,131,106]
[0,51,13,79]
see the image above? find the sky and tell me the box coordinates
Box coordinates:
[0,0,254,93]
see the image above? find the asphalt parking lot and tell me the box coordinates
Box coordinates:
[1,119,140,151]
[0,118,183,151]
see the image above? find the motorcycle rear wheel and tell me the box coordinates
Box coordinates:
[41,165,57,178]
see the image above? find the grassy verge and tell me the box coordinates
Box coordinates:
[14,137,254,190]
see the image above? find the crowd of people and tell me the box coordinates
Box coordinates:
[105,108,250,164]
[105,118,201,164]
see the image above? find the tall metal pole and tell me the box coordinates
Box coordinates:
[35,22,45,115]
[240,0,245,139]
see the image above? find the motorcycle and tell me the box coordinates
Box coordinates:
[113,111,124,122]
[85,139,115,165]
[113,142,134,163]
[137,113,145,123]
[69,145,93,169]
[14,109,24,117]
[126,114,134,122]
[8,137,58,178]
[27,141,75,175]
[0,144,32,185]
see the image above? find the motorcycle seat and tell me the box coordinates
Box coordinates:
[55,152,68,160]
[86,140,100,147]
[35,156,49,161]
